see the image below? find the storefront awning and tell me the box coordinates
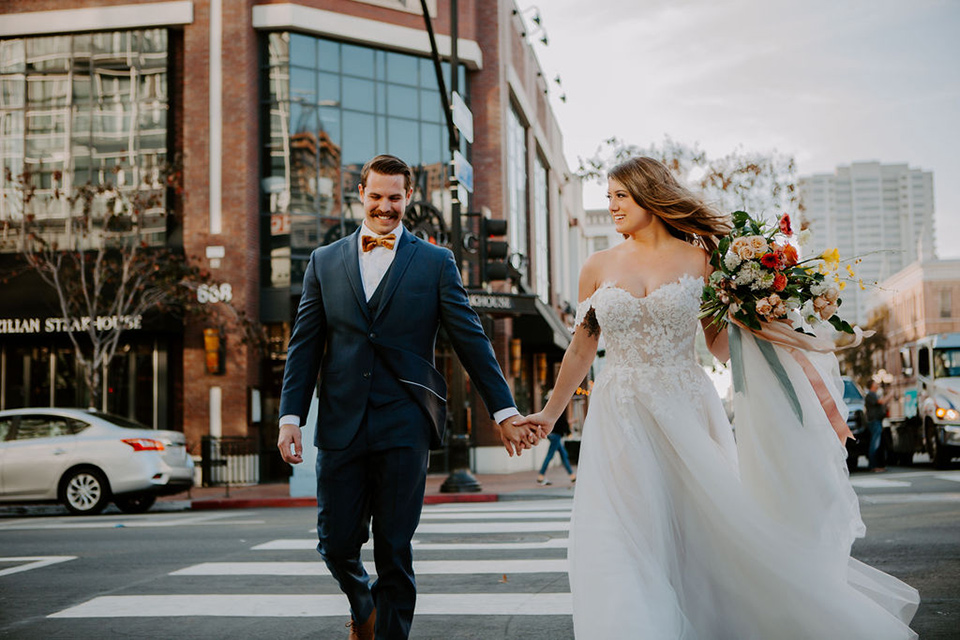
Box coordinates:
[467,291,571,351]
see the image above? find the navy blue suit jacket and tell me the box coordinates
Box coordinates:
[279,228,515,451]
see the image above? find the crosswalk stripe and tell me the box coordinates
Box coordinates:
[305,522,571,535]
[425,502,573,513]
[171,559,567,577]
[49,593,573,618]
[849,478,912,489]
[0,556,76,578]
[419,510,570,520]
[252,538,569,551]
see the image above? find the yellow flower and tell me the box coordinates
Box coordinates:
[838,280,846,291]
[846,264,856,278]
[858,278,865,290]
[821,248,840,272]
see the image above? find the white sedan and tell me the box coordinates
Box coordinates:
[0,408,194,515]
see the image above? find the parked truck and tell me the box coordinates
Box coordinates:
[887,332,960,468]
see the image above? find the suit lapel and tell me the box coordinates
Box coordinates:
[372,230,419,323]
[340,229,371,322]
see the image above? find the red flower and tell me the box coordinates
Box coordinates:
[779,214,792,235]
[782,244,799,267]
[773,273,787,291]
[761,252,780,269]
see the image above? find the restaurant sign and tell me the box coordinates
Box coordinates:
[0,314,144,334]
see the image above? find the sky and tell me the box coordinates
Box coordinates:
[527,0,960,258]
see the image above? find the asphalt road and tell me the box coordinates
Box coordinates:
[0,466,957,639]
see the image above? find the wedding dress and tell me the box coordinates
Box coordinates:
[569,274,918,639]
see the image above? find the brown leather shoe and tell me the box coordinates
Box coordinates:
[346,608,376,640]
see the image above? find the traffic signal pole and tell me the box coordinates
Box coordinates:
[421,0,481,492]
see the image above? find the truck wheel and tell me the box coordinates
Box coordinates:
[927,423,951,469]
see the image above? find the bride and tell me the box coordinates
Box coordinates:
[515,157,919,639]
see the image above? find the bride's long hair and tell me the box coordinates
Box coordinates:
[609,157,731,253]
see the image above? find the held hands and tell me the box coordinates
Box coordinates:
[496,416,544,457]
[512,412,555,440]
[277,423,303,465]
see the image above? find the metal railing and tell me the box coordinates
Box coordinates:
[200,436,260,487]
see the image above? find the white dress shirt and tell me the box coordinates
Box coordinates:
[279,223,518,428]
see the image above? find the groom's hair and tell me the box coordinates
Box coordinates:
[360,154,413,191]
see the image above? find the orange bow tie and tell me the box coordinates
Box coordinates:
[362,233,396,252]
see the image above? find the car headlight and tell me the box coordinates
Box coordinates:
[935,406,960,422]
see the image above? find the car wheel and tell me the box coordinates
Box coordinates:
[60,468,110,515]
[114,494,157,514]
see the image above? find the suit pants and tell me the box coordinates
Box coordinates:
[315,426,429,640]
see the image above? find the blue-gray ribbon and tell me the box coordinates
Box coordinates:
[729,324,804,425]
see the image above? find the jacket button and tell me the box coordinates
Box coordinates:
[362,372,371,379]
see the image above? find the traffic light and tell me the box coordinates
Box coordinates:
[479,215,509,283]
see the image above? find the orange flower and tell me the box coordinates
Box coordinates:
[782,244,798,266]
[773,273,787,291]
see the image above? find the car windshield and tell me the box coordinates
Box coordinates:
[86,411,152,430]
[933,348,960,378]
[843,379,862,403]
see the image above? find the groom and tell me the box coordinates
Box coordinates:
[277,154,536,639]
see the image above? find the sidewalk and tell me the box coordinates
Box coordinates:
[158,468,577,510]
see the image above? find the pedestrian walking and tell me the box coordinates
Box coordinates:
[536,392,576,486]
[865,378,893,472]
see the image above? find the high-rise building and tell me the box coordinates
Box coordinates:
[799,161,935,325]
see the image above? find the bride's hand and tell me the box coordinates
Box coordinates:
[513,412,555,440]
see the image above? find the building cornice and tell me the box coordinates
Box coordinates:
[0,1,194,36]
[252,3,482,70]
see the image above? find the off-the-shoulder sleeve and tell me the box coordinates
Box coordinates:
[573,298,594,330]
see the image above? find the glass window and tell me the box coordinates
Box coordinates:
[506,106,528,280]
[289,66,316,105]
[317,39,339,73]
[14,415,75,440]
[317,71,340,105]
[533,155,550,303]
[0,417,12,440]
[387,84,418,119]
[386,52,419,86]
[387,117,419,165]
[289,33,316,69]
[0,30,170,253]
[342,77,374,111]
[341,111,375,165]
[342,44,375,78]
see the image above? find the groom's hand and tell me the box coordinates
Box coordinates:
[277,424,303,465]
[496,417,540,457]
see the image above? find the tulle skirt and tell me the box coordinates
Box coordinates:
[568,360,918,639]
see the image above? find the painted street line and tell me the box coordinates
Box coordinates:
[419,510,571,520]
[849,478,913,489]
[252,538,569,551]
[171,558,567,577]
[859,492,960,504]
[302,521,571,535]
[0,556,77,578]
[0,512,264,531]
[935,473,960,483]
[425,501,573,513]
[50,593,573,618]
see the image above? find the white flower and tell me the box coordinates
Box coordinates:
[729,302,741,314]
[810,281,828,296]
[723,250,742,270]
[735,261,761,286]
[798,229,812,247]
[800,299,819,325]
[751,271,775,291]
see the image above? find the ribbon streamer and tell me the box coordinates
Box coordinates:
[730,318,856,443]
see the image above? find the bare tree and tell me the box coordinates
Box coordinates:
[578,135,800,221]
[1,164,261,410]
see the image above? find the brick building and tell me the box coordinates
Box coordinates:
[0,0,584,477]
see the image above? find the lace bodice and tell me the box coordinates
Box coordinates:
[576,273,708,402]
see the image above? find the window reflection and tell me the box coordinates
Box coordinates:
[260,33,468,296]
[0,29,170,253]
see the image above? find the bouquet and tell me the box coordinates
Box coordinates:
[700,211,855,335]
